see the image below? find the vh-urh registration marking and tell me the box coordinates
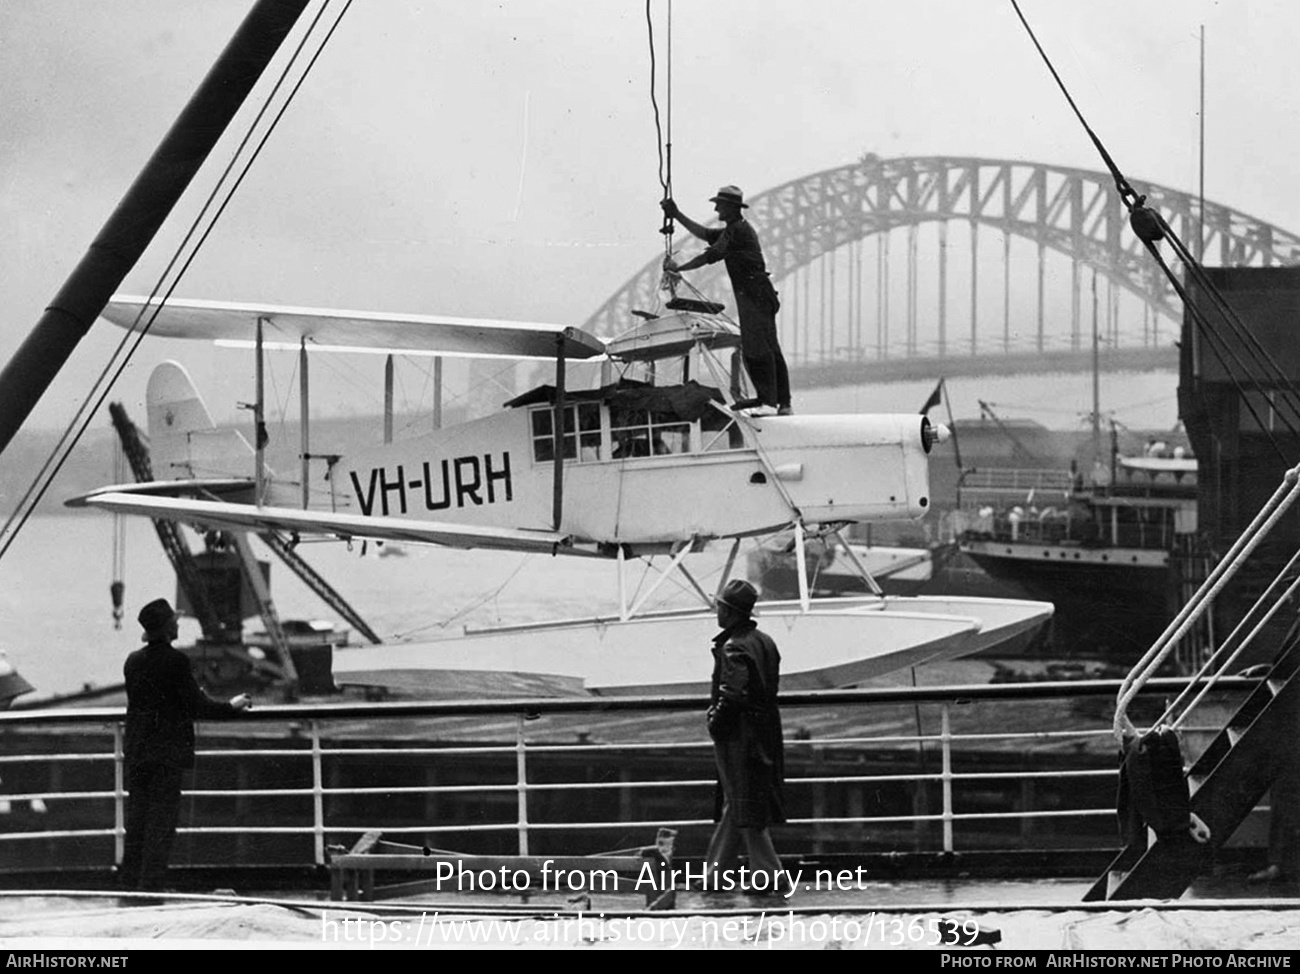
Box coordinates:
[350,452,514,516]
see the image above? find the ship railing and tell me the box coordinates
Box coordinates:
[957,467,1075,498]
[0,677,1264,876]
[1115,463,1300,740]
[960,504,1182,552]
[955,468,1076,544]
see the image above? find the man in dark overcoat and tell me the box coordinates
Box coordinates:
[662,185,791,414]
[121,598,250,892]
[702,578,786,892]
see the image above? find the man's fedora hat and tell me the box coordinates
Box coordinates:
[716,578,759,616]
[138,598,176,636]
[708,185,749,208]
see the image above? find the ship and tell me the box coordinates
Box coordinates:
[957,447,1206,665]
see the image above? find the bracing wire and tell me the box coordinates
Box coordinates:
[397,354,522,421]
[391,555,532,639]
[0,0,354,564]
[268,352,296,431]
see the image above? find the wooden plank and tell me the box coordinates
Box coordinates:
[348,830,383,855]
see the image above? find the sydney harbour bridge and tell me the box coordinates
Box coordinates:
[583,156,1300,384]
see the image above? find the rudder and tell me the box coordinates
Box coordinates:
[146,361,255,480]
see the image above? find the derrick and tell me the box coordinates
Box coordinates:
[107,401,381,696]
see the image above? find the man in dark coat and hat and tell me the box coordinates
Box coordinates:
[121,598,251,892]
[702,578,787,894]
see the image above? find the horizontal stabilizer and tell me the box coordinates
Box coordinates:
[68,490,575,555]
[103,296,607,360]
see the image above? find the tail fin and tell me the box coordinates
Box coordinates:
[146,361,255,481]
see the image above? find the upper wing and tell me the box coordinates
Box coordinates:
[101,295,607,361]
[69,489,578,555]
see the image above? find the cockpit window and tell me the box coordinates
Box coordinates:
[521,381,744,464]
[611,407,691,458]
[531,402,602,463]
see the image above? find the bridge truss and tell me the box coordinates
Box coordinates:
[585,157,1300,380]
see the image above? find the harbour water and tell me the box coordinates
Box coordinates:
[0,513,722,701]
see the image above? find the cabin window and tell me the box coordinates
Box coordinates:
[610,406,691,458]
[531,403,602,463]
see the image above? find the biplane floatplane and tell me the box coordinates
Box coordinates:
[69,295,1051,696]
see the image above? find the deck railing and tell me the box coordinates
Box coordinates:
[0,677,1260,875]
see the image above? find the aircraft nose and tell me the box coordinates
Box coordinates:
[921,417,949,453]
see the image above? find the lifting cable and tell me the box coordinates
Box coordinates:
[0,0,354,565]
[645,0,676,291]
[642,0,749,348]
[110,439,127,630]
[641,0,751,349]
[1010,0,1300,461]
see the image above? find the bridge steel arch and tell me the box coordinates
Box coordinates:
[585,156,1300,371]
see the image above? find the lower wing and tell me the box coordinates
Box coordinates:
[69,488,577,555]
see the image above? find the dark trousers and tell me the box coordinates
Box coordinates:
[704,737,782,885]
[121,762,184,891]
[735,292,790,409]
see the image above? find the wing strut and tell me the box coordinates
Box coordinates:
[299,338,310,509]
[713,538,742,602]
[383,354,394,444]
[433,357,443,430]
[793,520,811,612]
[621,539,698,621]
[228,531,299,693]
[831,527,886,597]
[253,317,268,505]
[552,334,566,530]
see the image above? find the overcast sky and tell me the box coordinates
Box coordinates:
[2,0,1297,435]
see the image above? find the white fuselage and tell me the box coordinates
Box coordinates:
[336,405,933,545]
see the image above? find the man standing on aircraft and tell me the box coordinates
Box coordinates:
[662,186,792,414]
[121,598,251,894]
[701,578,787,896]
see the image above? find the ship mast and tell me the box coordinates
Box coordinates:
[1198,25,1206,263]
[0,0,310,457]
